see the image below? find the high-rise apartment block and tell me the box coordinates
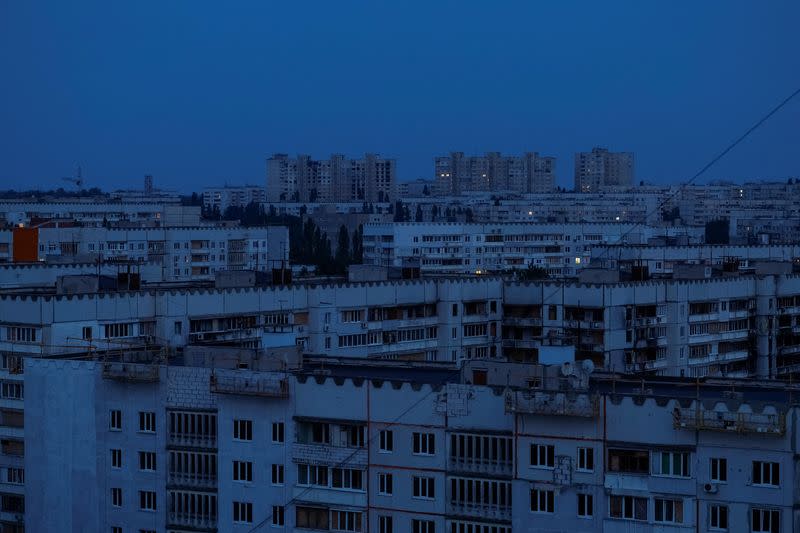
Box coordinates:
[574,147,634,192]
[434,152,556,195]
[24,355,800,533]
[266,153,396,203]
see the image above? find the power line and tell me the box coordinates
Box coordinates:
[540,84,800,318]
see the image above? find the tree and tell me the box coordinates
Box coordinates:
[705,219,730,244]
[465,208,474,223]
[415,205,423,222]
[422,185,430,196]
[393,200,405,222]
[351,225,363,264]
[309,189,318,202]
[518,264,549,281]
[335,225,350,272]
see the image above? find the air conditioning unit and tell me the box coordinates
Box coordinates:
[703,483,718,494]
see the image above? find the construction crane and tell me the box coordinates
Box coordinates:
[62,165,84,189]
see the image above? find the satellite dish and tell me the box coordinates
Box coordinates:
[561,362,574,376]
[582,359,595,374]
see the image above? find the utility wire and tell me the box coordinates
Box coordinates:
[539,85,800,315]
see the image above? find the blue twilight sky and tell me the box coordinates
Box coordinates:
[1,1,799,192]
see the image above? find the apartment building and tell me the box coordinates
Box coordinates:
[23,356,800,533]
[0,200,201,228]
[574,147,634,192]
[202,186,266,214]
[362,222,703,277]
[0,225,290,281]
[434,152,556,196]
[5,270,800,378]
[266,154,396,204]
[590,244,800,276]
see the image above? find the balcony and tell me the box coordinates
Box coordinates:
[167,472,217,490]
[564,320,604,330]
[504,390,599,417]
[292,443,368,468]
[102,363,160,383]
[673,407,785,436]
[167,512,216,531]
[210,373,288,398]
[448,502,512,522]
[168,432,217,450]
[503,316,543,327]
[448,458,513,477]
[502,339,539,350]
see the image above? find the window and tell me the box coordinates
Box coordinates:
[578,493,593,518]
[296,506,328,530]
[272,505,285,527]
[379,515,393,533]
[82,326,92,340]
[110,410,122,430]
[233,501,253,523]
[608,448,649,474]
[112,528,122,533]
[0,382,22,400]
[137,451,156,472]
[752,461,780,487]
[752,508,779,533]
[5,467,23,484]
[272,421,285,443]
[530,444,555,469]
[653,451,690,477]
[609,495,647,521]
[138,412,156,433]
[233,460,253,482]
[139,490,156,511]
[341,424,365,448]
[331,467,364,490]
[111,488,122,507]
[234,419,253,441]
[330,510,362,532]
[111,449,122,468]
[174,321,182,335]
[271,464,284,485]
[5,326,38,343]
[577,447,594,472]
[655,498,683,524]
[413,432,435,455]
[711,457,727,483]
[412,519,435,533]
[378,473,393,495]
[530,488,554,513]
[298,464,328,487]
[412,476,435,499]
[379,430,393,452]
[710,504,729,530]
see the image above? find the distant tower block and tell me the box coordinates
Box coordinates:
[144,175,154,194]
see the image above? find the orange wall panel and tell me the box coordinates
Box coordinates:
[12,227,39,262]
